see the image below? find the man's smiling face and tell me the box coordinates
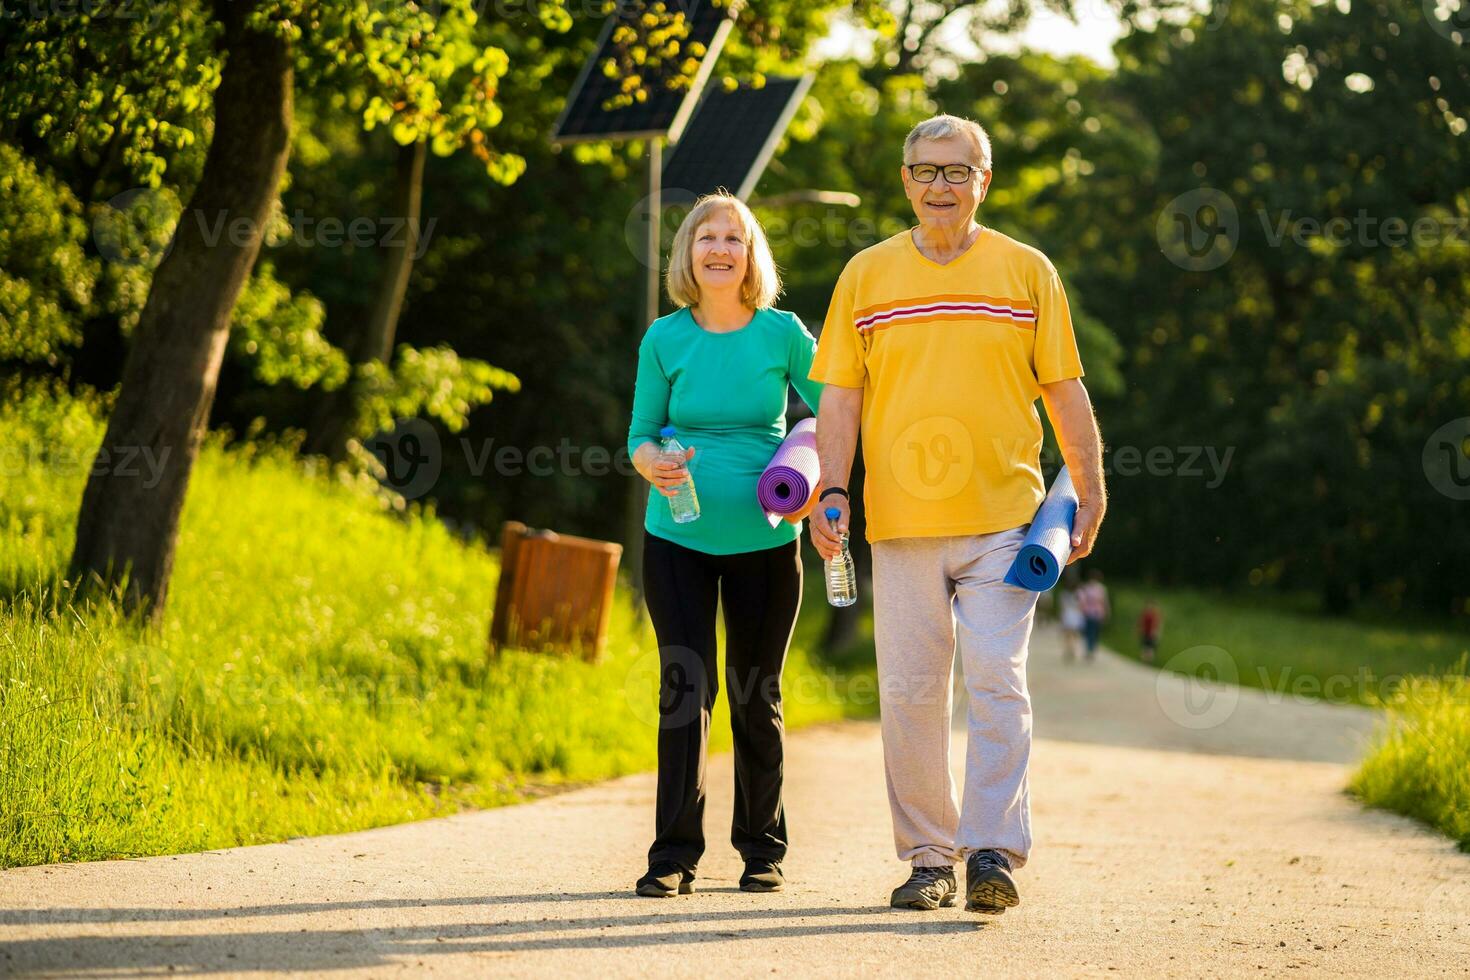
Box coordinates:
[901,134,992,232]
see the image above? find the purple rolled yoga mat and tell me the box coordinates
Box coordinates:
[757,417,819,527]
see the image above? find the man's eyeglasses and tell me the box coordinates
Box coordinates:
[906,163,983,185]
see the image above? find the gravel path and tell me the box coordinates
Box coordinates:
[3,625,1467,977]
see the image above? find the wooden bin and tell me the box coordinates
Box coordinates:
[490,521,622,661]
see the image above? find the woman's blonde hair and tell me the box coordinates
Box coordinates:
[665,192,781,309]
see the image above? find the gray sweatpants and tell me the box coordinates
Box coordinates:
[871,527,1038,871]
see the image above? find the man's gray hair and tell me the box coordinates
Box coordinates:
[903,114,993,171]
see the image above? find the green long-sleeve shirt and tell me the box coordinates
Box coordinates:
[628,306,825,555]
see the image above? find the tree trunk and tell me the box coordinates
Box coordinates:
[307,137,427,461]
[68,3,293,622]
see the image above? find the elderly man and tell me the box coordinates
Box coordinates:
[809,114,1105,914]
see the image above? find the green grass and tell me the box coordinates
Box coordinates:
[1349,675,1470,851]
[1100,583,1470,707]
[0,381,859,869]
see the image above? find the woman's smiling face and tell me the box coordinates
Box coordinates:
[691,207,749,298]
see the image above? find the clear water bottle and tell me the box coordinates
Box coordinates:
[659,425,700,524]
[824,506,857,607]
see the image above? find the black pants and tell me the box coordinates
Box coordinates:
[642,531,803,871]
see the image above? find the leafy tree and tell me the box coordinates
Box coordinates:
[303,2,544,459]
[1094,0,1470,612]
[0,143,98,367]
[1,0,524,619]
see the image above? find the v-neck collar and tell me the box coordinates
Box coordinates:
[907,225,989,268]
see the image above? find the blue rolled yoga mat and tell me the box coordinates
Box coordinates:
[1003,465,1078,592]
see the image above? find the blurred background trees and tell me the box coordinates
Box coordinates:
[1,0,1466,619]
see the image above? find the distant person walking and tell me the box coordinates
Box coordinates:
[1077,570,1110,659]
[1137,600,1163,663]
[1059,584,1086,662]
[627,192,823,898]
[809,114,1106,915]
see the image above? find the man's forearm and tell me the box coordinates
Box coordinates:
[815,384,863,491]
[1042,378,1105,504]
[1063,412,1104,505]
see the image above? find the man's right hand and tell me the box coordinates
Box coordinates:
[809,491,850,560]
[809,384,863,560]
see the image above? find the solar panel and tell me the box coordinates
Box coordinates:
[661,74,814,200]
[550,0,741,145]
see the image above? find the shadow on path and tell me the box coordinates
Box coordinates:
[1,901,987,976]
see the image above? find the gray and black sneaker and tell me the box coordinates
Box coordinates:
[964,849,1019,914]
[889,865,957,910]
[739,859,785,892]
[636,861,695,898]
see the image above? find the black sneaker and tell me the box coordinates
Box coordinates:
[964,849,1019,914]
[889,865,957,910]
[739,859,785,892]
[636,861,695,898]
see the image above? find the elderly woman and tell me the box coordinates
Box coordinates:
[627,191,823,898]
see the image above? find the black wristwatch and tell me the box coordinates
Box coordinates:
[819,487,849,502]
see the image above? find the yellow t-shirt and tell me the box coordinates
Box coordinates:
[809,226,1084,543]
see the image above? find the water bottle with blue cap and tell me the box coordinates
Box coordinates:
[824,506,857,606]
[658,425,700,524]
